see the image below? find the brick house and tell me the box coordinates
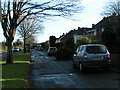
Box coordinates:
[60,27,91,47]
[87,14,120,44]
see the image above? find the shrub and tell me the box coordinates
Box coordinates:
[75,37,97,50]
[55,47,73,60]
[77,37,92,44]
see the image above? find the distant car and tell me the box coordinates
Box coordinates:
[73,44,110,71]
[18,48,22,51]
[19,48,24,51]
[48,47,57,56]
[13,48,19,52]
[37,47,43,51]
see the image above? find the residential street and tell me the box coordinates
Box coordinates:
[31,49,119,88]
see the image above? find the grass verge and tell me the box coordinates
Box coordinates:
[1,53,31,88]
[0,53,31,64]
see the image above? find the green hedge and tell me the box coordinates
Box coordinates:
[55,47,73,60]
[75,37,97,50]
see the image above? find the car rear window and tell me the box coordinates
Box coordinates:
[50,48,56,51]
[86,46,107,53]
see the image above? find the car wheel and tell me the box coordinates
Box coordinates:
[79,63,83,71]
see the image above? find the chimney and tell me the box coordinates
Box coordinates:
[112,12,116,16]
[92,24,95,28]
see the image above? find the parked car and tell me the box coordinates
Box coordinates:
[13,47,19,52]
[19,48,23,51]
[48,47,57,56]
[37,47,43,51]
[73,44,110,71]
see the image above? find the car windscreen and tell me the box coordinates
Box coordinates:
[86,46,107,53]
[14,48,19,49]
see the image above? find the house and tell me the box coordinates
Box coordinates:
[55,34,65,43]
[73,27,91,44]
[87,14,120,43]
[58,27,91,48]
[87,14,120,66]
[60,30,75,47]
[73,35,87,44]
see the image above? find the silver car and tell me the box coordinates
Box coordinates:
[48,47,57,56]
[73,44,110,71]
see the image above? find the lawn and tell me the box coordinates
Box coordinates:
[1,53,31,88]
[0,53,31,64]
[0,46,7,52]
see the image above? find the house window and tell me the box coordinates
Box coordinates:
[102,28,104,32]
[94,31,96,35]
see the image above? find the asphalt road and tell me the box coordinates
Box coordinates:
[31,49,119,88]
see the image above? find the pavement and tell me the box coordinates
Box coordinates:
[110,65,120,73]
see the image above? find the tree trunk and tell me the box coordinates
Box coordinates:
[24,37,26,53]
[6,38,13,64]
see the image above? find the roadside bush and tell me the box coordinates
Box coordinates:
[55,47,73,60]
[75,37,97,50]
[77,37,92,44]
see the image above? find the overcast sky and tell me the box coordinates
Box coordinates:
[0,0,108,43]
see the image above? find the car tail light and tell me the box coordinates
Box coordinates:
[107,52,110,59]
[83,53,87,59]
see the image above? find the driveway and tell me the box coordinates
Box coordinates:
[30,49,119,88]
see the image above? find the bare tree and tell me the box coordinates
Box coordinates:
[1,0,83,64]
[26,35,37,44]
[102,0,120,17]
[14,39,22,47]
[17,17,43,53]
[26,35,37,47]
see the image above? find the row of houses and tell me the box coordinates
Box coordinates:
[55,14,120,50]
[56,27,91,45]
[55,26,100,46]
[53,14,120,66]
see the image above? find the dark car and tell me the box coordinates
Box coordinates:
[73,44,110,71]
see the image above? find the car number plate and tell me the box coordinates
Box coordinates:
[93,57,102,59]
